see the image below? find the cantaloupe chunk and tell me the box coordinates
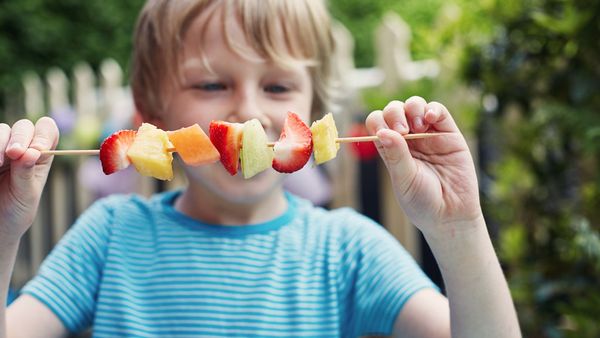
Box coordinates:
[127,123,174,181]
[310,113,339,164]
[167,124,220,166]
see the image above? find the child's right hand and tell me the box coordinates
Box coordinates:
[0,117,59,244]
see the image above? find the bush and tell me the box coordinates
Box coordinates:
[461,0,600,336]
[0,0,145,118]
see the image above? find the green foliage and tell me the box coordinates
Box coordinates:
[459,0,600,336]
[328,0,444,67]
[0,0,145,115]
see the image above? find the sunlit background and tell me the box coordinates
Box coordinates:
[1,1,599,337]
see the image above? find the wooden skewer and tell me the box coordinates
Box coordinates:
[40,149,100,156]
[40,132,451,156]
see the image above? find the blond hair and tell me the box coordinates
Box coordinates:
[131,0,337,121]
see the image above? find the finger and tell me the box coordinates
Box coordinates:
[404,96,429,133]
[7,147,42,219]
[11,148,40,171]
[382,100,409,134]
[0,123,10,166]
[6,119,35,161]
[30,117,60,164]
[376,128,417,196]
[424,101,460,133]
[365,110,392,160]
[365,110,388,136]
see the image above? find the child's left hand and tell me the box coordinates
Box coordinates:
[366,96,483,240]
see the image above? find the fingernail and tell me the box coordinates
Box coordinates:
[8,143,22,151]
[425,109,436,122]
[414,117,423,130]
[393,122,408,133]
[379,135,393,147]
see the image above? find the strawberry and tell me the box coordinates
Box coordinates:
[99,129,137,175]
[272,112,313,173]
[209,120,244,175]
[347,123,378,161]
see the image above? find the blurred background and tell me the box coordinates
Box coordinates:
[1,0,599,337]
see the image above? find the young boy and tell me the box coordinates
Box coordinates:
[0,1,520,337]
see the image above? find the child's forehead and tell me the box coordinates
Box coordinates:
[180,1,316,70]
[184,4,264,62]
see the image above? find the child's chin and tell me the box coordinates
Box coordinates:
[188,166,285,204]
[220,171,285,203]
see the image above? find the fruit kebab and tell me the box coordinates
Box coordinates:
[40,112,451,180]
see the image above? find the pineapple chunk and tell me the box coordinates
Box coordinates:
[310,113,339,164]
[241,119,273,179]
[127,123,174,181]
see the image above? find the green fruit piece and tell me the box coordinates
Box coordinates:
[241,119,273,179]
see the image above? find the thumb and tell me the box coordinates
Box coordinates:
[376,128,418,196]
[9,147,43,212]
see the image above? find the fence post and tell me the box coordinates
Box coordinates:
[23,72,45,121]
[73,62,100,214]
[375,12,440,95]
[46,68,73,247]
[100,58,124,124]
[328,21,359,210]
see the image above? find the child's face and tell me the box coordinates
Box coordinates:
[159,7,313,203]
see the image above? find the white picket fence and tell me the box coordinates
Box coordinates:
[12,60,181,287]
[7,13,439,288]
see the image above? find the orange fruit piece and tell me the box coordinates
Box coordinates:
[167,124,220,166]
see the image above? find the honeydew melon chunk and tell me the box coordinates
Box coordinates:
[310,113,339,164]
[241,119,273,179]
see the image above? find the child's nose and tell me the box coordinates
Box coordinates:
[229,90,272,129]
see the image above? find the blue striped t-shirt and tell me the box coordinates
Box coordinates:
[22,191,438,337]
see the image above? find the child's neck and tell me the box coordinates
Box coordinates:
[174,184,289,226]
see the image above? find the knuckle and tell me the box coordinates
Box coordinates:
[13,119,34,128]
[31,134,51,148]
[365,110,383,130]
[37,116,59,131]
[406,96,426,104]
[428,101,444,109]
[33,117,60,148]
[366,109,383,120]
[404,97,427,114]
[9,131,28,141]
[0,123,10,139]
[11,120,34,139]
[383,100,404,111]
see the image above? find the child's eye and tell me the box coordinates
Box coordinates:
[193,82,227,91]
[264,84,290,94]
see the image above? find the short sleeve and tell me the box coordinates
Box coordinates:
[21,196,117,333]
[336,210,439,337]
